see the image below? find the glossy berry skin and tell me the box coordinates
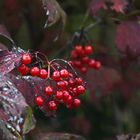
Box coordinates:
[57,81,67,89]
[71,50,78,58]
[22,54,32,64]
[88,59,96,68]
[45,86,53,96]
[60,69,69,78]
[80,67,88,74]
[22,66,29,75]
[76,85,85,94]
[35,96,44,106]
[30,67,40,76]
[75,45,83,54]
[68,78,76,87]
[84,45,93,55]
[17,64,26,73]
[64,95,72,104]
[48,101,57,111]
[73,99,81,108]
[94,61,101,70]
[82,56,90,63]
[63,91,70,100]
[39,69,48,79]
[52,71,60,81]
[18,65,28,75]
[75,77,83,85]
[55,91,63,100]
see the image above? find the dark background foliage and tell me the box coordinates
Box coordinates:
[0,0,140,140]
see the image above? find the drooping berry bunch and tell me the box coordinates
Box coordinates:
[17,53,86,113]
[70,45,101,74]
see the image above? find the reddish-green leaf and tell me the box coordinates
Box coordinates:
[115,21,140,57]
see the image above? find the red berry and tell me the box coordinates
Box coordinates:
[94,61,101,70]
[22,66,29,75]
[48,101,57,111]
[64,95,72,104]
[80,67,88,73]
[55,91,63,100]
[35,96,44,106]
[88,59,96,68]
[57,81,67,89]
[73,60,82,68]
[76,85,85,94]
[63,91,70,100]
[30,67,40,76]
[60,69,69,78]
[52,71,60,81]
[22,53,32,64]
[69,78,76,87]
[84,45,93,55]
[39,69,48,79]
[45,86,53,96]
[82,56,90,63]
[75,77,83,85]
[72,88,78,96]
[71,50,78,58]
[19,65,29,75]
[73,99,81,108]
[17,64,26,73]
[75,45,83,54]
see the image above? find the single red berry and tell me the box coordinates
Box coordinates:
[22,53,32,64]
[75,77,83,85]
[17,64,26,73]
[73,98,81,108]
[94,61,101,70]
[48,101,57,111]
[57,81,66,89]
[64,81,68,86]
[35,96,44,106]
[55,91,63,100]
[71,50,78,58]
[76,85,85,94]
[45,86,53,96]
[64,95,72,104]
[21,66,29,76]
[39,69,48,79]
[69,78,76,87]
[60,69,69,78]
[82,56,90,63]
[30,67,40,76]
[52,71,60,81]
[80,67,88,73]
[84,45,93,55]
[75,45,83,54]
[72,88,78,96]
[63,91,70,101]
[88,59,96,68]
[73,60,82,68]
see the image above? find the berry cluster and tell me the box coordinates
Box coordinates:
[70,45,101,74]
[17,53,86,113]
[35,69,85,112]
[17,53,48,78]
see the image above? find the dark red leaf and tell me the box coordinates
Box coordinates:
[0,48,24,75]
[0,74,35,139]
[41,0,66,27]
[115,21,140,57]
[84,67,121,101]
